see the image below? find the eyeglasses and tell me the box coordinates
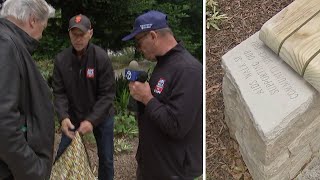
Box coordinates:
[135,32,149,49]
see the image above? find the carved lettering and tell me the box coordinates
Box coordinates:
[249,80,264,94]
[244,51,255,60]
[232,40,299,99]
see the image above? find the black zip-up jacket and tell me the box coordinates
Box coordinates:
[0,18,55,180]
[53,43,115,127]
[137,43,203,179]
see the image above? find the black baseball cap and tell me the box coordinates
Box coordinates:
[68,14,91,32]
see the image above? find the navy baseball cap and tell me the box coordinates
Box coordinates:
[122,10,169,41]
[68,14,92,32]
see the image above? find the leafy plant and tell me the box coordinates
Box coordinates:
[154,1,203,61]
[206,0,227,30]
[115,88,130,114]
[36,59,54,87]
[114,138,133,154]
[114,111,138,138]
[114,74,130,112]
[113,73,138,138]
[33,10,70,61]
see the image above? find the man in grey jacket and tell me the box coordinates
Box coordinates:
[0,0,55,179]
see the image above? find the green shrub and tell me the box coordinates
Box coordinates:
[36,59,54,87]
[115,88,130,114]
[114,111,138,138]
[33,9,70,61]
[33,33,69,61]
[114,74,130,113]
[114,73,138,138]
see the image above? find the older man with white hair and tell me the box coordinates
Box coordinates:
[0,0,55,179]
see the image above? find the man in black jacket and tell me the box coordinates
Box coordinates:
[122,10,203,179]
[0,0,55,179]
[53,14,115,180]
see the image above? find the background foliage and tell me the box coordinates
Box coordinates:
[32,0,202,152]
[34,0,203,61]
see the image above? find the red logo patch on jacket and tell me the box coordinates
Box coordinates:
[86,68,94,78]
[154,78,165,94]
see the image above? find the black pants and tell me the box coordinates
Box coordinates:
[136,165,143,180]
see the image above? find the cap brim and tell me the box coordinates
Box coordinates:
[122,28,142,41]
[122,34,135,41]
[68,24,89,32]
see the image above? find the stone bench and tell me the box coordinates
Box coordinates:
[222,32,320,179]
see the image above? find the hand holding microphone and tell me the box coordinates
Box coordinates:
[129,81,153,105]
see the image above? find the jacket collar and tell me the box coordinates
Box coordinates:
[0,18,39,54]
[155,41,184,64]
[71,43,92,57]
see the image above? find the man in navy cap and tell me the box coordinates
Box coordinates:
[53,14,115,180]
[122,10,203,180]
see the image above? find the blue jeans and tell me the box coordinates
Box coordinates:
[56,117,114,180]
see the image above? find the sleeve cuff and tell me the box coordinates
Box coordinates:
[145,97,161,115]
[59,114,69,123]
[85,115,99,127]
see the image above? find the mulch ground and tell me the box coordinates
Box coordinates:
[206,0,293,179]
[84,137,138,180]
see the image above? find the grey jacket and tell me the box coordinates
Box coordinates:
[0,18,54,180]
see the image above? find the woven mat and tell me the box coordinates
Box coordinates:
[50,132,96,180]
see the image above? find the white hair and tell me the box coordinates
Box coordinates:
[0,0,55,22]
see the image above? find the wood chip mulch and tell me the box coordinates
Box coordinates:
[206,0,293,179]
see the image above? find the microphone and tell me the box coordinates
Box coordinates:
[125,60,148,112]
[125,60,148,82]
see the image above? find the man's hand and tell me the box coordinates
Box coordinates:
[129,81,153,105]
[77,120,93,135]
[61,118,75,139]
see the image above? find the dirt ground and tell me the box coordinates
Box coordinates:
[206,0,293,179]
[85,138,138,180]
